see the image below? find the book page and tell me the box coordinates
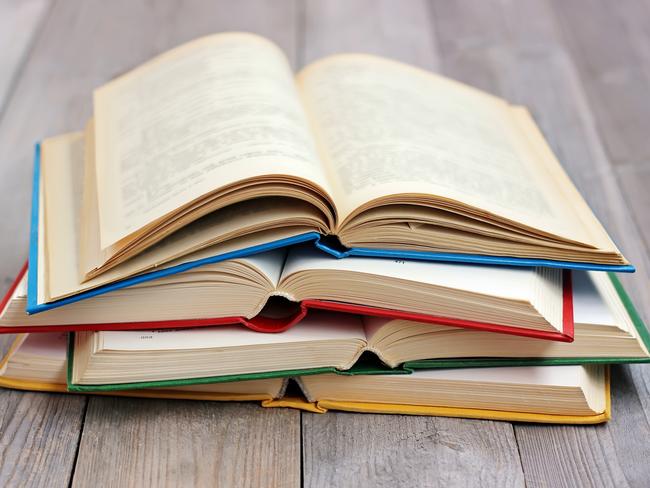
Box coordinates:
[36,161,47,304]
[98,311,366,351]
[403,364,591,387]
[298,55,590,243]
[572,271,616,327]
[39,130,319,301]
[280,245,539,301]
[94,33,332,249]
[238,249,287,288]
[41,133,86,300]
[15,332,68,360]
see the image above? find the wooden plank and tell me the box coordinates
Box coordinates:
[548,0,650,168]
[303,412,524,487]
[513,424,627,487]
[549,0,650,261]
[71,398,300,488]
[301,0,439,70]
[0,0,50,118]
[429,1,650,485]
[301,2,525,486]
[0,391,86,488]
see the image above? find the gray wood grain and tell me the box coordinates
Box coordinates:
[548,0,650,168]
[300,2,525,486]
[430,1,650,486]
[72,397,300,488]
[0,391,85,488]
[0,0,50,119]
[303,412,524,488]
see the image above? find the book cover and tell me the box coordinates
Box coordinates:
[4,261,576,341]
[64,333,410,393]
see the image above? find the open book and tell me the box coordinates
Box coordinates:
[3,247,573,340]
[57,269,645,390]
[0,332,610,424]
[31,33,631,312]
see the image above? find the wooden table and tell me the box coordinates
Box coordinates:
[1,1,649,486]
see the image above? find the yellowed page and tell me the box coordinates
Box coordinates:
[79,120,101,280]
[82,118,326,280]
[298,54,593,245]
[97,312,366,351]
[36,161,47,304]
[40,132,315,302]
[41,132,85,300]
[94,32,332,249]
[280,246,543,302]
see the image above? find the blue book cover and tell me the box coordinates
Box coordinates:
[28,144,635,314]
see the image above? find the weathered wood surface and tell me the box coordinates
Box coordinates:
[72,398,300,488]
[302,412,524,488]
[0,1,648,486]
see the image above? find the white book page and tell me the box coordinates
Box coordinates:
[41,133,86,300]
[94,33,331,249]
[572,271,615,327]
[15,271,27,297]
[16,333,67,360]
[281,246,537,301]
[98,311,365,351]
[238,249,287,287]
[407,364,585,387]
[37,166,47,304]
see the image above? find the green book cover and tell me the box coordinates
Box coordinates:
[65,336,408,392]
[404,273,650,370]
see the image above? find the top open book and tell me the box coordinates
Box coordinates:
[34,33,631,307]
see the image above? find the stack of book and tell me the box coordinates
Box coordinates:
[1,33,647,424]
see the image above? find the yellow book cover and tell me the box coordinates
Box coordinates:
[0,334,611,424]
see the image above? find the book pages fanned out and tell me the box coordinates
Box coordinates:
[25,32,630,317]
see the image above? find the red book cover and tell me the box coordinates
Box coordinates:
[0,264,574,342]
